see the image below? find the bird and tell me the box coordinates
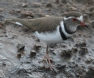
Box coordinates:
[5,11,86,70]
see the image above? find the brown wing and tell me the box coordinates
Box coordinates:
[29,16,63,33]
[6,16,63,33]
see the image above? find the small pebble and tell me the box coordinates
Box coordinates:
[85,58,92,64]
[21,10,34,17]
[30,50,36,58]
[15,9,21,13]
[72,47,78,53]
[0,8,4,12]
[36,39,40,42]
[17,44,25,53]
[22,3,28,7]
[67,3,71,6]
[61,49,72,59]
[79,47,88,56]
[46,2,52,8]
[70,7,77,11]
[2,62,6,66]
[17,53,21,59]
[56,0,60,3]
[34,44,41,50]
[33,3,41,7]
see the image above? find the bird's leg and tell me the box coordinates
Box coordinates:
[42,45,54,70]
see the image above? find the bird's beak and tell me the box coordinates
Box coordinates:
[80,22,85,26]
[80,22,88,28]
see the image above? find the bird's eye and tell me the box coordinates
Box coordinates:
[72,18,77,21]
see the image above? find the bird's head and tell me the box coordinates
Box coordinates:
[63,11,86,33]
[64,15,85,26]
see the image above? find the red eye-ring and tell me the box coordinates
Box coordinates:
[72,18,77,21]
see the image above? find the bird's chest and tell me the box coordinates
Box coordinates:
[34,26,63,44]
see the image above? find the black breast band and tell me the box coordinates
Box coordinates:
[59,26,68,40]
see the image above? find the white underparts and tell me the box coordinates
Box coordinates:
[35,25,63,44]
[35,21,72,44]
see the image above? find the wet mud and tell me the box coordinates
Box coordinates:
[0,0,94,78]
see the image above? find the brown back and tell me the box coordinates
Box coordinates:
[29,16,63,33]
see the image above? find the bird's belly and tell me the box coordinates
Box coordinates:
[34,30,63,44]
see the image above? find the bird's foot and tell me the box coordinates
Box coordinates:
[42,53,58,72]
[43,55,53,69]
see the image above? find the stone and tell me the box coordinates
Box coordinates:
[17,44,25,53]
[21,10,34,17]
[22,3,28,7]
[79,47,88,56]
[34,44,41,50]
[46,2,52,8]
[70,7,77,11]
[15,9,21,13]
[0,8,4,12]
[56,0,60,3]
[61,49,72,59]
[30,50,36,58]
[33,3,41,7]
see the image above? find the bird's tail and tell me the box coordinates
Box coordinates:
[5,18,33,29]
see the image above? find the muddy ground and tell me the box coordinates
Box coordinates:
[0,0,94,78]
